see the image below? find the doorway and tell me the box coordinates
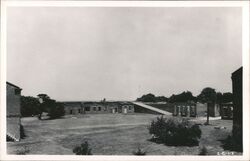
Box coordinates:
[123,108,127,114]
[112,108,118,113]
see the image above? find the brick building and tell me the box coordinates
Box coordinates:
[6,82,22,141]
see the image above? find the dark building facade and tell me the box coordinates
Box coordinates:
[231,67,243,150]
[63,102,84,115]
[220,102,233,119]
[6,82,22,141]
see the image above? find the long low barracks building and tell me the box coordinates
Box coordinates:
[62,101,135,115]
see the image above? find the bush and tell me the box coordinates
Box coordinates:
[6,135,14,142]
[199,146,208,155]
[221,135,242,152]
[149,116,201,146]
[132,146,147,155]
[73,141,92,155]
[221,125,242,152]
[16,146,30,155]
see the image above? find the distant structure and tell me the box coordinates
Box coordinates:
[6,82,22,141]
[207,102,221,117]
[63,102,84,115]
[231,67,243,150]
[220,102,233,119]
[172,102,197,117]
[63,101,134,115]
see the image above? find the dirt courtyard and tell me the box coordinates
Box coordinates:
[7,113,240,155]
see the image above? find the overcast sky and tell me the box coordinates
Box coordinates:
[7,7,242,101]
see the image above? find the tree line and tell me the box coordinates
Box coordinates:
[21,94,65,119]
[136,87,233,104]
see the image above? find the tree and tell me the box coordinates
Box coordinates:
[137,93,169,102]
[168,91,196,103]
[37,94,65,119]
[37,94,50,103]
[216,92,223,104]
[155,96,168,102]
[197,87,216,125]
[215,92,233,104]
[222,92,233,103]
[136,93,156,102]
[21,96,40,117]
[47,102,65,119]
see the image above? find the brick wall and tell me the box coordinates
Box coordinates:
[6,83,21,141]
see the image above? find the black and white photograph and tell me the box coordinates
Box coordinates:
[1,1,249,160]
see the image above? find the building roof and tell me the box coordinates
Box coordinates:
[173,102,196,105]
[62,101,82,106]
[232,66,243,78]
[221,102,233,105]
[6,82,22,89]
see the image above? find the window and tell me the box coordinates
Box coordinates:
[98,107,101,111]
[128,106,132,110]
[78,109,81,113]
[85,106,90,111]
[70,110,73,114]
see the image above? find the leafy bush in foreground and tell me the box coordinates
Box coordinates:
[132,146,147,155]
[199,146,208,155]
[220,125,242,152]
[221,135,242,152]
[16,146,30,155]
[149,116,201,146]
[73,141,92,155]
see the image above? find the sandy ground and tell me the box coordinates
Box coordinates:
[7,113,241,155]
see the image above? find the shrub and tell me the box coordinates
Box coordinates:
[220,124,242,152]
[221,135,242,152]
[132,146,147,155]
[199,146,208,155]
[16,146,30,155]
[73,141,92,155]
[6,135,14,142]
[148,116,201,146]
